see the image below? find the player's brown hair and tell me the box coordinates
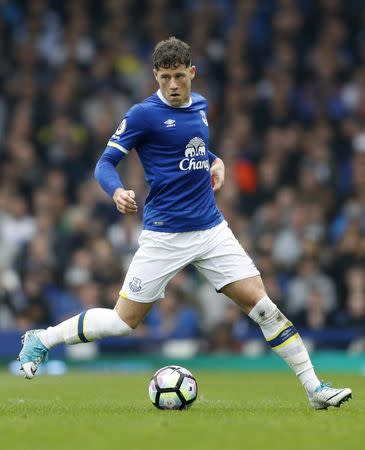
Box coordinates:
[152,37,192,70]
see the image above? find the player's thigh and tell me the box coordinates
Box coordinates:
[120,230,191,304]
[115,296,154,329]
[193,222,262,312]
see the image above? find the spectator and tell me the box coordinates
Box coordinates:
[1,0,365,352]
[145,287,200,340]
[286,257,337,319]
[0,264,25,330]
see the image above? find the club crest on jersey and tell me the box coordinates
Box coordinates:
[129,277,142,292]
[200,110,208,126]
[179,137,209,172]
[114,119,126,135]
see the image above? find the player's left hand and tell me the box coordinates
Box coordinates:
[210,157,225,192]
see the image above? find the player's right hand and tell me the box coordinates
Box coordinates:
[113,188,138,214]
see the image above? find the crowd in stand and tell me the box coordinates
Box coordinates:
[1,0,365,352]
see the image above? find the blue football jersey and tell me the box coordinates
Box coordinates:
[107,90,223,232]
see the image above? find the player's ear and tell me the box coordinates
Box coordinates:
[153,69,159,81]
[189,65,196,80]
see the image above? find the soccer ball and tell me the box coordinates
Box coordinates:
[148,365,198,410]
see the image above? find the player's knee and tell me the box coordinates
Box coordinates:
[242,291,266,311]
[251,288,269,305]
[222,276,266,310]
[244,279,267,307]
[115,309,140,329]
[115,296,150,329]
[222,276,266,304]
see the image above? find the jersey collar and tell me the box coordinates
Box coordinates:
[157,89,192,108]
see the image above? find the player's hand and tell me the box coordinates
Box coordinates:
[210,158,225,192]
[113,188,138,214]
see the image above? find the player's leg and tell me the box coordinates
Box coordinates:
[222,276,351,409]
[222,277,320,388]
[18,229,190,379]
[194,221,351,409]
[18,297,153,379]
[40,297,153,347]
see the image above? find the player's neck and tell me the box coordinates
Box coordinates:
[157,89,192,108]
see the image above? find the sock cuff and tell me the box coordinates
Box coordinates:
[248,295,276,322]
[71,308,133,344]
[111,309,133,335]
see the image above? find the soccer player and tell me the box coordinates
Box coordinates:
[19,37,351,409]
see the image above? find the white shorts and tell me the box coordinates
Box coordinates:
[120,220,260,303]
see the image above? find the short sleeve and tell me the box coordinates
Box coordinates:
[107,104,148,154]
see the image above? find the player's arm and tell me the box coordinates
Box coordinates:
[94,146,137,214]
[95,104,149,214]
[209,151,224,192]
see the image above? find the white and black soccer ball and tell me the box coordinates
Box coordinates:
[148,365,198,410]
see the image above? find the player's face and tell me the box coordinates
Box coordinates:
[154,65,196,107]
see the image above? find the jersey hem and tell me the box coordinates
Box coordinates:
[142,216,223,233]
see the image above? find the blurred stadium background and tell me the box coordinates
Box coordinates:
[1,0,365,374]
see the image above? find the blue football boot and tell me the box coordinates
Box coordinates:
[18,329,49,379]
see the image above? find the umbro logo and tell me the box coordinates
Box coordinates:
[281,329,292,338]
[164,119,176,128]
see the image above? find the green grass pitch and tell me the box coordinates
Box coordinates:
[0,371,363,450]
